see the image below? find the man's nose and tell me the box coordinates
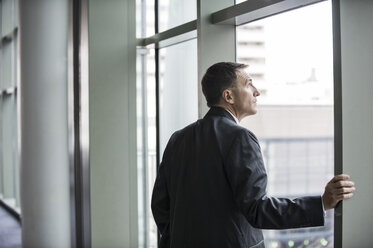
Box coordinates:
[254,89,260,97]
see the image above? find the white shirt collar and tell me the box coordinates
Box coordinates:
[224,109,239,124]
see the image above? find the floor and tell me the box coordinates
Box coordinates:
[0,205,21,248]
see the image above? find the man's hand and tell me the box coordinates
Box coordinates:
[322,174,355,210]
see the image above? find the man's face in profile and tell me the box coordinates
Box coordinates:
[231,69,261,118]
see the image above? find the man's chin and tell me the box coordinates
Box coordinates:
[245,110,258,118]
[250,109,258,115]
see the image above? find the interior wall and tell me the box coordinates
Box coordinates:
[88,0,137,246]
[339,0,373,247]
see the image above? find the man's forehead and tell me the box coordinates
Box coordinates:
[236,69,252,81]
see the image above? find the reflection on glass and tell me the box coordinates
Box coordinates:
[158,0,196,32]
[136,0,155,38]
[0,0,20,212]
[2,0,16,35]
[236,1,334,247]
[136,0,197,38]
[1,42,13,89]
[159,39,198,156]
[137,39,197,248]
[136,47,157,247]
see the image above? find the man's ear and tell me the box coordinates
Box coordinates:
[221,89,234,104]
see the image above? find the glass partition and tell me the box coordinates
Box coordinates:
[137,46,157,247]
[159,39,198,156]
[136,0,155,38]
[158,0,197,32]
[236,1,334,247]
[137,39,198,248]
[137,0,197,246]
[0,0,20,212]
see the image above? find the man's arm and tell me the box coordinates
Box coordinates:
[224,129,355,229]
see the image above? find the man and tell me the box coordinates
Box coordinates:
[151,62,355,248]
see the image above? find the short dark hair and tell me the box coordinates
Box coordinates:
[201,62,248,107]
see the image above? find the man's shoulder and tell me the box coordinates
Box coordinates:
[213,117,258,140]
[168,119,201,141]
[169,116,259,147]
[217,120,260,148]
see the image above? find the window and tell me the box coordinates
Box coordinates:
[136,0,155,38]
[0,0,20,212]
[236,1,334,247]
[136,39,198,248]
[137,0,197,246]
[158,0,196,32]
[137,0,338,247]
[159,40,198,155]
[137,46,157,247]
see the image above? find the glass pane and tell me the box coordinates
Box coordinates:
[2,95,16,202]
[136,0,155,38]
[236,1,334,247]
[0,0,19,212]
[237,4,333,106]
[137,40,197,248]
[2,0,15,34]
[1,42,14,89]
[159,39,198,156]
[158,0,196,32]
[14,0,18,27]
[0,99,3,197]
[136,47,157,247]
[13,91,20,208]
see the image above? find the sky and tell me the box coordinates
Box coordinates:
[238,1,334,105]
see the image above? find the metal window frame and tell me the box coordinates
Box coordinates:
[79,0,91,245]
[154,2,161,247]
[332,0,343,246]
[137,20,197,48]
[0,28,18,48]
[68,0,91,247]
[0,87,16,96]
[67,1,76,245]
[211,0,325,25]
[136,0,327,47]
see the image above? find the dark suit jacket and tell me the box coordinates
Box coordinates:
[151,106,324,248]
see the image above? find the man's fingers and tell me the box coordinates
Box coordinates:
[336,187,356,194]
[339,193,354,200]
[330,174,350,183]
[333,192,354,202]
[332,180,355,188]
[324,174,356,210]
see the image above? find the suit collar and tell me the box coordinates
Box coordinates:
[204,106,237,123]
